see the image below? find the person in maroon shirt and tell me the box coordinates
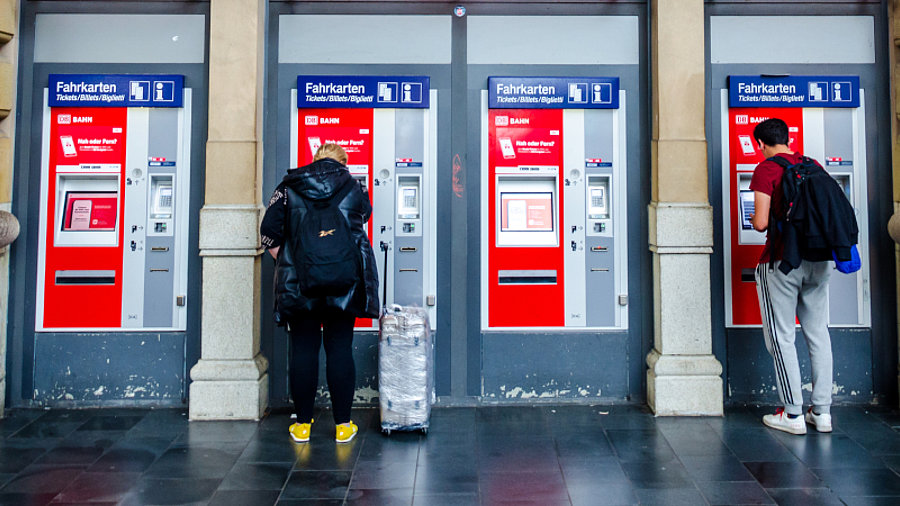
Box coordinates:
[749,118,833,435]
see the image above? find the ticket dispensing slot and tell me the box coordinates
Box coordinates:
[498,269,558,285]
[586,175,611,237]
[396,175,421,236]
[55,174,120,247]
[147,175,174,236]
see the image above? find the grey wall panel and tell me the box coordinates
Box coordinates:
[467,16,639,65]
[34,14,205,63]
[279,15,451,64]
[710,16,875,64]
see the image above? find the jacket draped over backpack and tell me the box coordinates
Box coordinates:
[272,158,380,323]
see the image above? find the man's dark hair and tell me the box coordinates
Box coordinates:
[753,118,790,147]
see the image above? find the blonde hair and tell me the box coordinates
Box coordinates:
[313,143,348,165]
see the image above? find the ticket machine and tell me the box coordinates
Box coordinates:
[36,74,192,331]
[722,75,870,327]
[291,76,437,329]
[482,77,628,329]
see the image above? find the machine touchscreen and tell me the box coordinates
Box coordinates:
[500,192,554,232]
[739,189,755,230]
[62,191,118,231]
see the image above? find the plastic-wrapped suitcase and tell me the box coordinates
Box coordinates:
[377,242,434,434]
[378,304,433,434]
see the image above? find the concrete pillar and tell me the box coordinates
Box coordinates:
[189,0,268,420]
[647,0,723,415]
[0,0,20,418]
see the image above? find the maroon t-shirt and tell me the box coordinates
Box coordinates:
[749,152,805,264]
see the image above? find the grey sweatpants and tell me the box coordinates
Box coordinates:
[755,260,833,416]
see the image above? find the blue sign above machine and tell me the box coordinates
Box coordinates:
[297,76,430,109]
[488,77,620,109]
[729,75,860,108]
[49,74,184,108]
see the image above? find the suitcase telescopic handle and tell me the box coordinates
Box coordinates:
[380,241,389,308]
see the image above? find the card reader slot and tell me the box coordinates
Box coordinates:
[591,268,610,272]
[55,270,115,285]
[399,247,417,252]
[150,247,169,252]
[498,270,557,285]
[591,246,609,252]
[399,268,418,272]
[149,268,170,273]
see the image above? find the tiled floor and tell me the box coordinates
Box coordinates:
[0,405,899,505]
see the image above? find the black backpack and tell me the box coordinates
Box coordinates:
[769,155,859,274]
[290,180,360,297]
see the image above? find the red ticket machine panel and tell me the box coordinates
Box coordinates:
[43,106,127,328]
[726,107,803,326]
[488,108,565,327]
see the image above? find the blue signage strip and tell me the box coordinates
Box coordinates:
[49,74,184,108]
[728,75,860,108]
[488,77,620,109]
[297,75,430,109]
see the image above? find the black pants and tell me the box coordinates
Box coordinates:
[288,311,356,424]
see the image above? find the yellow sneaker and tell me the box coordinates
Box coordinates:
[289,419,313,443]
[335,421,358,443]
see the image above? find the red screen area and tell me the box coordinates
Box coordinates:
[62,192,118,231]
[488,108,565,327]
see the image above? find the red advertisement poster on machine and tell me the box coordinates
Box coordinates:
[44,107,128,328]
[299,108,375,327]
[728,107,803,325]
[488,108,565,327]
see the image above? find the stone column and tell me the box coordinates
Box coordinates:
[646,0,723,415]
[0,0,19,419]
[189,0,268,420]
[890,1,900,399]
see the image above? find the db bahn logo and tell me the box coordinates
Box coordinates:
[735,115,749,125]
[305,115,318,126]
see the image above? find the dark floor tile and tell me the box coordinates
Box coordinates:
[663,431,732,457]
[219,462,292,490]
[10,420,84,439]
[32,446,105,466]
[76,415,145,432]
[568,481,637,505]
[126,409,189,436]
[118,477,220,505]
[766,487,844,506]
[281,470,352,499]
[293,439,361,471]
[426,407,477,433]
[350,460,416,490]
[0,465,86,494]
[830,406,888,426]
[620,461,693,489]
[844,423,900,455]
[240,435,307,463]
[345,487,413,506]
[561,456,629,484]
[633,487,707,506]
[0,475,12,489]
[841,496,900,505]
[257,412,297,433]
[276,500,343,506]
[598,414,659,431]
[479,471,569,504]
[174,420,260,444]
[882,455,900,473]
[680,455,756,481]
[87,448,159,473]
[0,445,49,473]
[555,432,615,458]
[696,480,774,505]
[144,446,241,478]
[0,410,45,436]
[51,502,118,506]
[719,429,798,462]
[413,492,479,505]
[414,460,479,494]
[813,467,900,496]
[545,405,610,428]
[208,489,281,506]
[607,430,677,463]
[0,493,57,506]
[744,461,822,488]
[53,471,141,503]
[779,433,885,468]
[478,437,560,472]
[419,434,477,460]
[358,432,420,462]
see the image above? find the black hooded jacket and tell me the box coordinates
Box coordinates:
[261,158,380,322]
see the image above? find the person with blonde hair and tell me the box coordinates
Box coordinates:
[261,143,379,443]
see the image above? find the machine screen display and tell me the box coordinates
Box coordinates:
[62,191,118,231]
[500,192,554,232]
[739,190,755,230]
